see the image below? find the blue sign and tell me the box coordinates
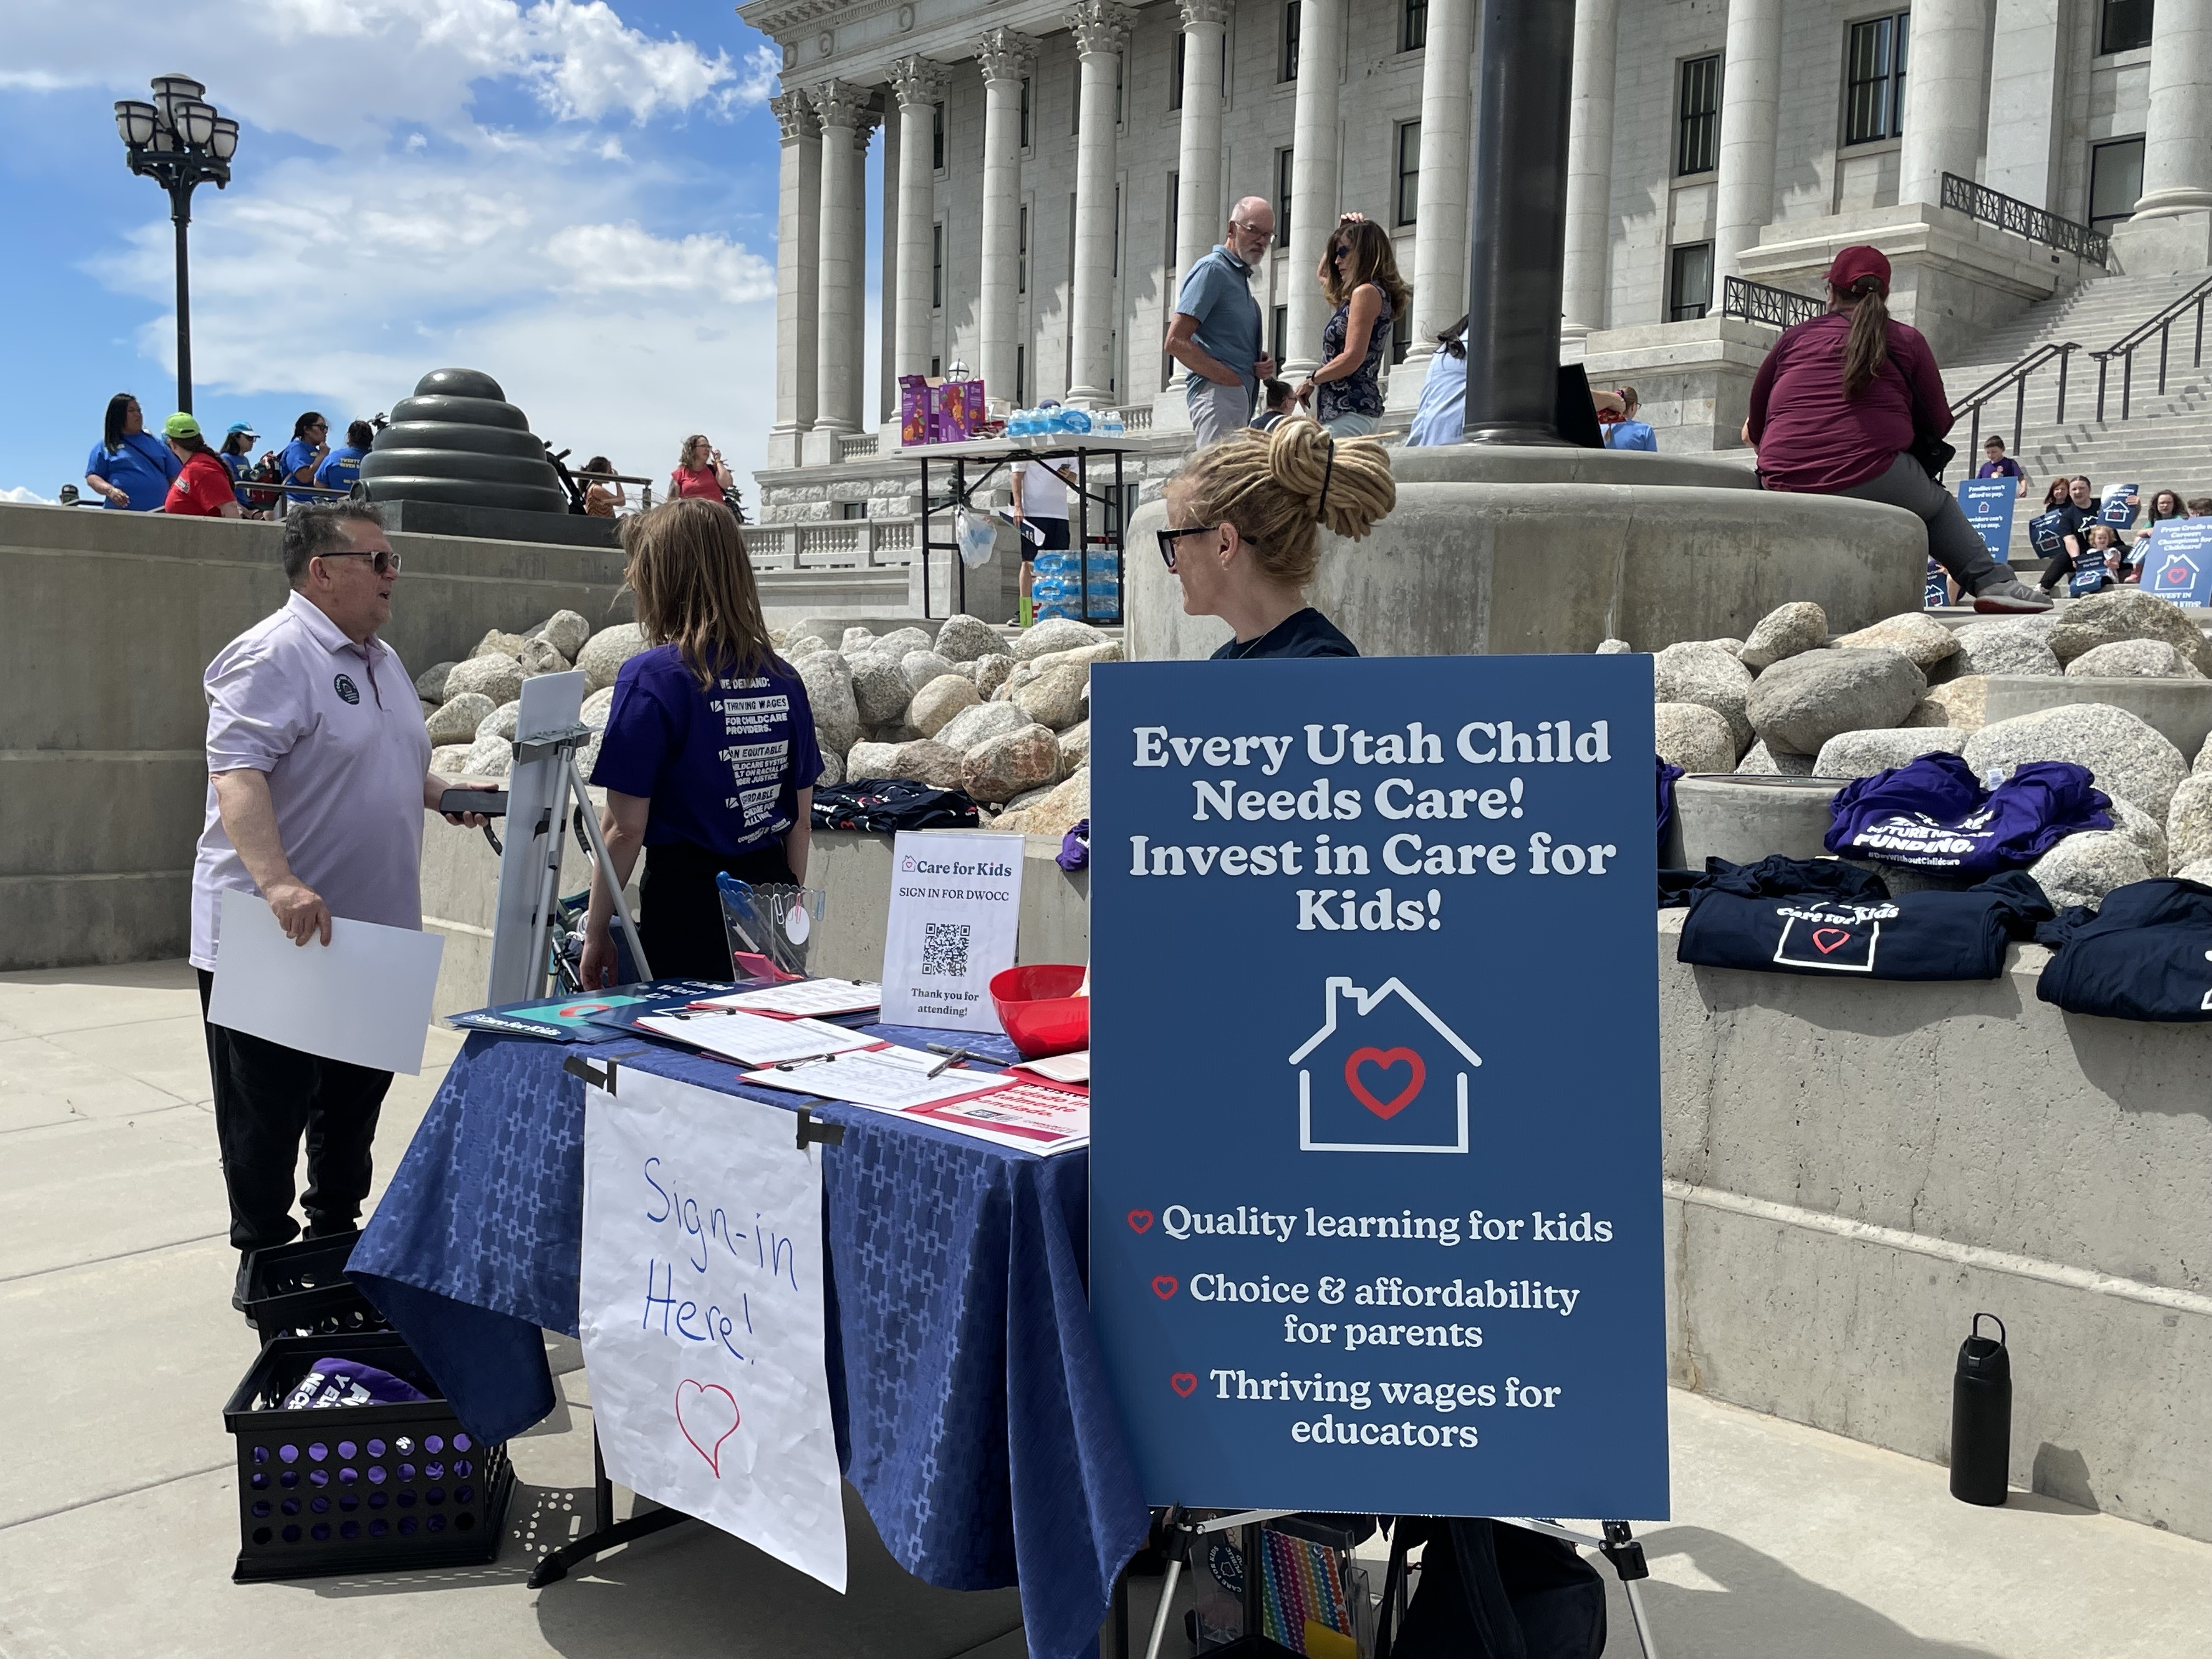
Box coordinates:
[2101,482,2141,528]
[1957,478,2020,563]
[1089,656,1669,1521]
[2142,521,2212,607]
[1925,561,1951,609]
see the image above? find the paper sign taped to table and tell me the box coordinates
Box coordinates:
[206,888,444,1074]
[894,1080,1090,1155]
[879,831,1024,1031]
[579,1069,847,1591]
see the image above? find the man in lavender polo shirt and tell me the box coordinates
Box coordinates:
[192,501,489,1304]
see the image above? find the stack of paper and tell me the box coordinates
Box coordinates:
[740,1045,1010,1111]
[695,979,883,1019]
[636,1010,879,1068]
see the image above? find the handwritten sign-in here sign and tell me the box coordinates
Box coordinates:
[579,1069,847,1590]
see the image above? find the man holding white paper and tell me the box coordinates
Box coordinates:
[190,502,491,1301]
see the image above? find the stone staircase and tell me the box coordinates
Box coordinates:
[1940,269,2212,562]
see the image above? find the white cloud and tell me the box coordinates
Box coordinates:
[546,222,775,304]
[2,486,57,504]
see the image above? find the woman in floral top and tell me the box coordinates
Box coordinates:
[1294,214,1412,437]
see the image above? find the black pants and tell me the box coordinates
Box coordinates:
[638,838,797,982]
[198,969,392,1254]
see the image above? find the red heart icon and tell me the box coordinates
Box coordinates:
[1127,1209,1154,1234]
[1345,1047,1425,1119]
[1812,928,1853,955]
[1153,1275,1178,1299]
[1169,1372,1198,1397]
[674,1379,741,1477]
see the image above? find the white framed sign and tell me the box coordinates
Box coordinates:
[879,831,1024,1031]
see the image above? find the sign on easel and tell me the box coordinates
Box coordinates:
[879,831,1024,1031]
[1089,656,1669,1521]
[578,1070,847,1589]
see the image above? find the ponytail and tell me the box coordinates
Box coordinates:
[1837,278,1890,398]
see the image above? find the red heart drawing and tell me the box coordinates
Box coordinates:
[1812,928,1853,955]
[1126,1209,1154,1234]
[1153,1275,1178,1300]
[674,1380,741,1477]
[1169,1372,1198,1397]
[1345,1047,1426,1119]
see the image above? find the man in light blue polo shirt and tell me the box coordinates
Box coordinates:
[1165,196,1277,447]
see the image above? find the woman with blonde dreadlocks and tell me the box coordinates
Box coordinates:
[1155,416,1396,659]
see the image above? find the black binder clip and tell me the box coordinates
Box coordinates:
[563,1054,616,1094]
[794,1107,845,1150]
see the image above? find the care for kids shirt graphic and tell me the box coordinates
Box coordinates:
[1091,654,1668,1522]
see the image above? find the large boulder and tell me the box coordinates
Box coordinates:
[414,661,457,703]
[581,686,614,730]
[536,610,591,662]
[578,622,647,693]
[429,742,473,775]
[2165,772,2212,870]
[1735,739,1817,777]
[1813,726,1970,778]
[426,691,495,746]
[875,626,934,662]
[2047,589,2212,675]
[1963,703,2189,818]
[2065,638,2205,679]
[1029,639,1124,672]
[975,654,1017,698]
[471,628,527,659]
[798,653,860,757]
[844,740,904,780]
[934,613,1011,663]
[476,698,522,741]
[1903,678,1988,731]
[1022,768,1091,840]
[1652,642,1754,755]
[910,673,982,737]
[850,654,915,725]
[1014,662,1092,731]
[461,730,514,778]
[1058,718,1092,771]
[963,724,1063,802]
[1595,638,1632,654]
[1945,620,2062,679]
[518,636,571,678]
[1015,617,1108,661]
[2029,831,2153,909]
[1746,648,1925,757]
[1654,702,1736,775]
[840,627,878,652]
[938,701,1035,754]
[885,738,968,791]
[901,649,957,691]
[443,653,523,706]
[1831,611,1960,672]
[2105,794,2170,875]
[816,747,844,789]
[1738,602,1828,672]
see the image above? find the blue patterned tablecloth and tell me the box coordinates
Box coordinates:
[350,1024,1147,1659]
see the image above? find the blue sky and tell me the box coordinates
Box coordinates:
[0,0,874,506]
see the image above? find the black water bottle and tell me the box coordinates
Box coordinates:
[1949,1312,2012,1505]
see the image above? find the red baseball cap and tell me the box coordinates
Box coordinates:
[1826,245,1891,296]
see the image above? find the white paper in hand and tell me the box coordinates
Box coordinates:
[205,889,444,1074]
[578,1070,847,1591]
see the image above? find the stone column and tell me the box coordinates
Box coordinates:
[1172,0,1233,301]
[1066,1,1135,406]
[1403,0,1474,358]
[1984,0,2069,211]
[1712,0,1781,282]
[878,109,900,422]
[810,80,878,436]
[976,30,1038,405]
[768,91,821,467]
[1282,0,1345,378]
[1560,0,1617,338]
[1899,0,1991,207]
[2134,0,2212,218]
[890,58,950,385]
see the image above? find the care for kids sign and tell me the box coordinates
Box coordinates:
[1090,654,1668,1521]
[881,830,1025,1031]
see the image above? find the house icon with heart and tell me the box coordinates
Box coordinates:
[1287,976,1480,1154]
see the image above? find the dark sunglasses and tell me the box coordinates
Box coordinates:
[319,550,403,575]
[1156,523,1217,571]
[1330,244,1351,262]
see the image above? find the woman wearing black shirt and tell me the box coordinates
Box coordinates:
[1154,416,1393,660]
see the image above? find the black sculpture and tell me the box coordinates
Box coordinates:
[360,368,568,514]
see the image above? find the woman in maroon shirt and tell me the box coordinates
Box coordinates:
[1746,246,2050,614]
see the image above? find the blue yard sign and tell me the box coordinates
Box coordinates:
[2141,521,2212,607]
[1089,654,1669,1522]
[1957,478,2020,563]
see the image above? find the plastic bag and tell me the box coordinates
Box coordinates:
[956,507,997,568]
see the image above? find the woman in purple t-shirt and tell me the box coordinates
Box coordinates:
[579,499,821,985]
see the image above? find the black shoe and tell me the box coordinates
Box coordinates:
[233,1252,255,1313]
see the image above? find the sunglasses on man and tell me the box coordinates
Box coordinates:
[318,550,403,576]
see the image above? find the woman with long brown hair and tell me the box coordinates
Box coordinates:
[1746,246,2051,614]
[579,498,821,985]
[1293,213,1412,438]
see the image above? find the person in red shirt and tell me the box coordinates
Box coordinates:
[161,413,242,519]
[1746,246,2050,614]
[669,433,733,505]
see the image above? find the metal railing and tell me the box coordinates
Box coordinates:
[1720,276,1823,330]
[1940,173,2109,267]
[2089,272,2212,421]
[1952,340,2081,458]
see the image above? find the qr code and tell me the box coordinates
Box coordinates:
[921,921,971,978]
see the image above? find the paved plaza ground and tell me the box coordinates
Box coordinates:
[1,961,2207,1658]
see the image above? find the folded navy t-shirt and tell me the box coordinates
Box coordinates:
[1825,752,2111,874]
[2035,877,2212,1022]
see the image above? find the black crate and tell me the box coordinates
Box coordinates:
[241,1230,389,1340]
[222,1332,514,1582]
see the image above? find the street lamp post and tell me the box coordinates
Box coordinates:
[113,74,239,415]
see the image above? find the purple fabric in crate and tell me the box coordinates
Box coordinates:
[310,1356,428,1404]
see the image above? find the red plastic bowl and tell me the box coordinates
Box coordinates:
[989,964,1090,1059]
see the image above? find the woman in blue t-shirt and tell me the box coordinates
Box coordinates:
[83,392,179,510]
[580,498,823,985]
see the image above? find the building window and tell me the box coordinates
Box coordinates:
[1016,344,1027,403]
[1280,1,1301,82]
[840,501,867,520]
[1844,13,1908,146]
[1113,184,1121,277]
[932,222,945,308]
[1020,77,1032,148]
[1676,54,1720,176]
[2100,0,2154,54]
[1276,146,1295,242]
[932,102,945,171]
[1171,31,1186,109]
[930,355,942,376]
[1116,53,1124,125]
[1165,171,1180,273]
[1668,242,1714,321]
[1072,60,1082,134]
[1271,304,1289,370]
[1019,204,1029,294]
[2090,136,2146,232]
[1402,0,1427,52]
[1391,310,1411,366]
[1395,121,1421,226]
